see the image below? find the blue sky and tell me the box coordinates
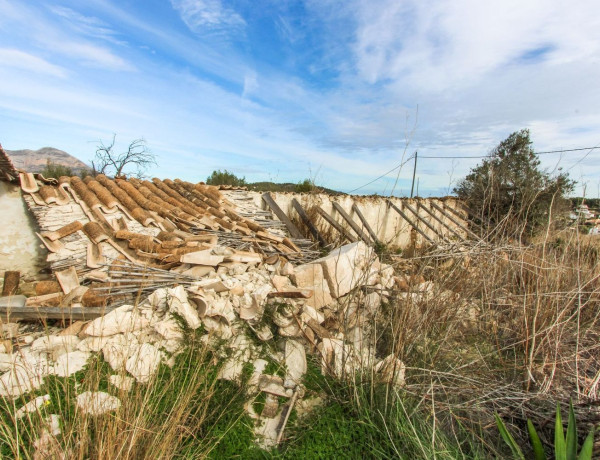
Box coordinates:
[1,0,600,196]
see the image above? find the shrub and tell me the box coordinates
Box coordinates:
[454,129,574,240]
[295,179,314,193]
[206,170,246,186]
[40,159,73,179]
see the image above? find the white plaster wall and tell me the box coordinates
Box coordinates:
[0,182,47,277]
[246,191,468,249]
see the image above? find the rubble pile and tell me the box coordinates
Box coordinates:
[1,234,410,448]
[0,170,414,449]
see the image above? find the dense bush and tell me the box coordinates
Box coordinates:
[454,129,574,240]
[206,169,246,186]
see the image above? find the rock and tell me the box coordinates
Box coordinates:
[0,349,49,398]
[300,305,325,325]
[146,288,169,311]
[52,351,90,377]
[0,352,14,372]
[261,393,279,418]
[77,336,110,352]
[1,323,19,339]
[255,412,283,448]
[84,305,149,337]
[58,321,87,336]
[153,316,184,341]
[109,374,134,392]
[76,391,121,415]
[125,343,163,383]
[167,286,201,329]
[374,355,405,387]
[182,265,215,279]
[278,322,302,338]
[259,375,292,398]
[296,396,324,419]
[45,414,61,436]
[284,340,307,385]
[317,338,366,379]
[16,394,51,419]
[101,334,139,371]
[363,292,381,314]
[271,275,291,292]
[248,358,268,389]
[292,262,334,309]
[312,241,375,298]
[31,335,80,360]
[33,415,64,460]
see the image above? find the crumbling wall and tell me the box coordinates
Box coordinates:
[248,192,467,248]
[0,181,47,276]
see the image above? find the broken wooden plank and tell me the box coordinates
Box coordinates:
[351,203,381,245]
[386,200,435,244]
[403,202,448,241]
[291,199,327,247]
[417,202,466,241]
[267,289,313,299]
[429,201,479,240]
[315,208,357,243]
[0,304,116,321]
[261,193,304,239]
[2,271,20,297]
[331,202,373,245]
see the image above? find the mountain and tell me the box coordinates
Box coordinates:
[5,147,90,174]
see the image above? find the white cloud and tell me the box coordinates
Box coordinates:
[170,0,245,34]
[48,5,126,46]
[0,49,66,78]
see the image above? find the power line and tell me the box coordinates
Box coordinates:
[348,154,415,193]
[348,145,600,194]
[418,146,600,159]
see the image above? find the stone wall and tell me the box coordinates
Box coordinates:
[247,192,469,248]
[0,181,47,277]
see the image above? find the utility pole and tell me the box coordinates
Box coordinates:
[410,151,418,198]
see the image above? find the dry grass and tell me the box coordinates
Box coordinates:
[0,329,250,459]
[371,226,600,453]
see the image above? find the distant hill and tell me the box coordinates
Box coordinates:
[5,147,90,174]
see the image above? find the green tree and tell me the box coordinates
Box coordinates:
[40,159,73,179]
[206,170,246,186]
[453,129,574,240]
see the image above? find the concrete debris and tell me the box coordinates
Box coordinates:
[16,394,51,419]
[76,391,121,415]
[1,323,19,339]
[1,173,437,451]
[84,305,149,337]
[284,340,307,386]
[31,335,80,360]
[125,343,163,383]
[374,354,406,387]
[109,374,135,391]
[312,241,375,298]
[51,350,91,377]
[167,286,202,329]
[101,334,140,371]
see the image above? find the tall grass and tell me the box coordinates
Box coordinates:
[0,329,252,459]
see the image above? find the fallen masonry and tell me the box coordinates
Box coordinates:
[0,160,437,449]
[0,234,416,447]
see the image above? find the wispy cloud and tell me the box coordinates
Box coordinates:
[1,0,599,195]
[48,5,126,46]
[170,0,246,36]
[0,49,66,78]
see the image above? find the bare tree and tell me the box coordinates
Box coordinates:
[92,135,157,178]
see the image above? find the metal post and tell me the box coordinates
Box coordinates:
[410,151,418,198]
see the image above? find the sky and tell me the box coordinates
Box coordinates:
[1,0,599,196]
